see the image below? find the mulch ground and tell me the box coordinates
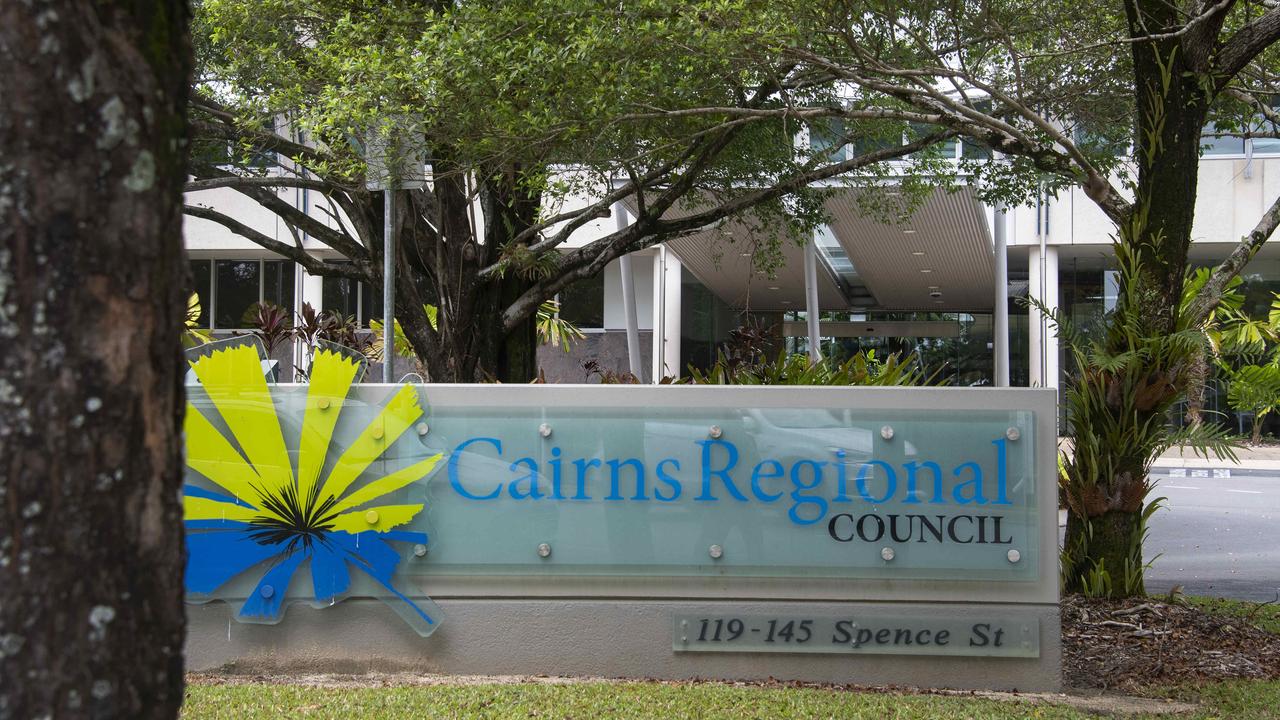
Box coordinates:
[1063,594,1280,691]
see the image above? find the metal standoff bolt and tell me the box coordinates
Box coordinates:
[708,544,724,559]
[708,425,723,439]
[413,544,428,557]
[1007,549,1022,563]
[259,584,275,599]
[881,547,896,561]
[537,543,552,558]
[317,397,331,410]
[364,510,380,525]
[416,422,430,436]
[1005,426,1021,442]
[880,425,894,441]
[371,425,385,441]
[538,423,553,438]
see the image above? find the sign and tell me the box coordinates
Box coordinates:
[674,614,1040,658]
[181,338,1060,689]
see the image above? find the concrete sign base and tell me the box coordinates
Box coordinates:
[187,598,1061,692]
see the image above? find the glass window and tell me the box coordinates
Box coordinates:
[322,275,359,320]
[361,281,384,328]
[1202,123,1245,155]
[190,260,211,329]
[559,273,605,329]
[1251,136,1280,154]
[263,261,295,315]
[960,139,992,160]
[214,260,261,329]
[809,118,847,163]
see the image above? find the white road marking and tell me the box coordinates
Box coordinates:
[1164,485,1202,490]
[1226,489,1264,495]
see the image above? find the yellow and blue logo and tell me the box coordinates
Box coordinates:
[182,342,443,633]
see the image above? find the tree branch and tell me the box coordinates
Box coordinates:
[184,175,335,193]
[1215,7,1280,89]
[183,204,373,282]
[500,130,953,332]
[1187,191,1280,323]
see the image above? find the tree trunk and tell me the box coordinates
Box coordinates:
[1185,350,1208,429]
[1063,507,1145,598]
[0,3,190,718]
[1058,3,1214,598]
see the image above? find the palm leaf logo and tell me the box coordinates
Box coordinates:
[182,342,443,632]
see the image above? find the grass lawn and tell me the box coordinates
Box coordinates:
[1182,594,1280,634]
[182,679,1280,719]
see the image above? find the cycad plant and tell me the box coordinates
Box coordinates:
[1050,244,1238,598]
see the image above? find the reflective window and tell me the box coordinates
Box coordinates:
[190,260,211,328]
[559,273,605,329]
[214,260,261,329]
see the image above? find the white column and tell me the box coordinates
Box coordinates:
[1028,245,1059,388]
[298,267,325,376]
[652,251,664,384]
[301,268,325,312]
[615,204,643,382]
[658,247,683,380]
[993,201,1010,387]
[804,235,822,363]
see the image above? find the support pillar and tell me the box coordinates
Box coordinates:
[615,204,644,382]
[804,235,822,363]
[993,201,1010,387]
[1028,245,1059,389]
[653,246,682,381]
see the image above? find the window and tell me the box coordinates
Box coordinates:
[321,265,384,327]
[190,259,211,327]
[809,118,847,163]
[1202,122,1246,155]
[188,259,297,330]
[558,273,605,329]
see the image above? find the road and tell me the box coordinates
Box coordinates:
[1140,467,1279,602]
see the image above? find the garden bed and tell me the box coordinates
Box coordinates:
[1062,594,1280,691]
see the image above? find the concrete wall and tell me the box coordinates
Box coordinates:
[537,331,654,383]
[187,599,1061,691]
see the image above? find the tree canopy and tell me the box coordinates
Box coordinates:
[187,0,963,380]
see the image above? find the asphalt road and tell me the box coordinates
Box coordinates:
[1138,467,1280,602]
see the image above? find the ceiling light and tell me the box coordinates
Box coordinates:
[767,286,781,290]
[920,269,932,273]
[903,228,917,234]
[927,285,939,290]
[911,251,925,256]
[740,252,751,257]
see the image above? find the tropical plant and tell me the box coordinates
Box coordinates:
[293,302,369,380]
[184,293,213,348]
[1224,363,1280,444]
[536,299,585,353]
[685,348,934,387]
[1051,245,1238,598]
[1180,269,1245,428]
[241,301,294,356]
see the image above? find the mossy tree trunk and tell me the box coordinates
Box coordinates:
[0,1,191,717]
[1061,0,1210,598]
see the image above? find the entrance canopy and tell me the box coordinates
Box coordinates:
[655,186,994,314]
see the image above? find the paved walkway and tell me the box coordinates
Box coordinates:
[1155,444,1280,471]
